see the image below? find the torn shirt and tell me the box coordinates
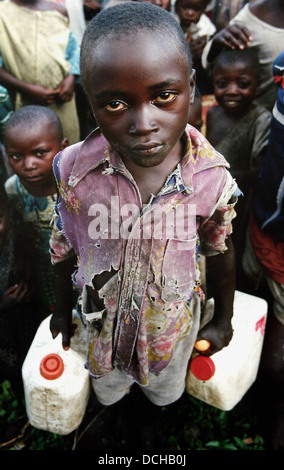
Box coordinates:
[50,125,238,384]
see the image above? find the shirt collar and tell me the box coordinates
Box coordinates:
[68,126,228,193]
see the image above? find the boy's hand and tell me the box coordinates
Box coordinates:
[27,84,59,105]
[189,35,208,59]
[195,314,233,356]
[0,281,31,311]
[212,23,253,50]
[50,310,77,350]
[56,75,76,103]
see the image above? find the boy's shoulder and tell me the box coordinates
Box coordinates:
[184,124,230,172]
[54,129,113,185]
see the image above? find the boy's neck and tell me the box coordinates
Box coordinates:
[121,139,184,205]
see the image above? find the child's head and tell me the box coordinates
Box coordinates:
[212,48,259,115]
[5,105,68,196]
[81,2,195,169]
[175,0,211,29]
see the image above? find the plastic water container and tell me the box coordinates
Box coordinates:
[22,312,90,435]
[186,290,267,411]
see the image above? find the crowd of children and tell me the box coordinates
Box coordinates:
[0,0,283,451]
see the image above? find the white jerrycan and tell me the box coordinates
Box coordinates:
[22,312,90,435]
[186,291,268,411]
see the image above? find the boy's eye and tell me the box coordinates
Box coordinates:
[215,79,227,88]
[104,101,127,112]
[154,92,177,103]
[238,80,251,89]
[10,153,22,160]
[35,149,47,157]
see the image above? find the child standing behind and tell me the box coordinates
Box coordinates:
[0,0,80,145]
[174,0,216,94]
[206,48,271,288]
[49,3,239,447]
[4,105,68,320]
[0,183,38,389]
[242,50,284,450]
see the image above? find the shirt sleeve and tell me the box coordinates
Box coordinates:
[65,31,80,76]
[50,210,75,264]
[198,170,239,256]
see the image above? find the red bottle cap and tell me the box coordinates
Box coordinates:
[40,354,64,380]
[190,355,215,381]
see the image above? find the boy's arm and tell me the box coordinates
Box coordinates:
[196,236,236,355]
[50,255,77,350]
[49,207,77,350]
[202,23,253,69]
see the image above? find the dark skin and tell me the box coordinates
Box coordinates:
[51,31,235,357]
[0,0,76,106]
[207,0,284,62]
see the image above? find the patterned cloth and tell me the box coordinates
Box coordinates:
[0,0,80,144]
[50,125,238,386]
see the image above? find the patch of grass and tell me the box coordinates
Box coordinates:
[0,380,267,450]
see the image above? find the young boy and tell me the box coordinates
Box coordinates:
[4,105,68,319]
[50,2,238,414]
[206,48,271,289]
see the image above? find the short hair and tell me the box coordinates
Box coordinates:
[5,105,64,142]
[213,48,260,78]
[80,2,192,87]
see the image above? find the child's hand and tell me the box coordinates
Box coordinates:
[189,35,208,59]
[212,23,253,50]
[0,281,30,310]
[195,316,233,356]
[50,310,77,350]
[56,75,76,103]
[27,84,59,106]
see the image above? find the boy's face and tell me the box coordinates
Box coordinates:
[213,61,258,115]
[175,0,209,28]
[5,122,67,195]
[84,32,195,169]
